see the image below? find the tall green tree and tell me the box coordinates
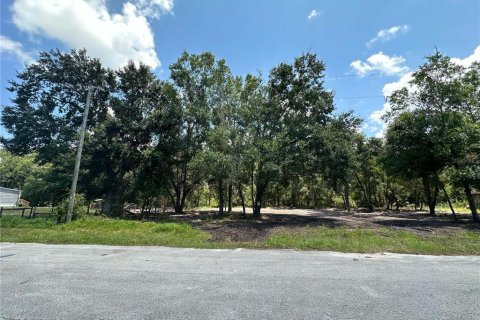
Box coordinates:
[387,51,480,219]
[238,74,279,217]
[1,49,113,163]
[242,53,334,217]
[167,52,228,213]
[351,137,384,212]
[318,112,361,212]
[85,62,177,216]
[203,62,240,215]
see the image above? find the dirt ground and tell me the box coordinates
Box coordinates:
[168,207,480,242]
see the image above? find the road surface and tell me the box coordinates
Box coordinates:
[1,243,479,319]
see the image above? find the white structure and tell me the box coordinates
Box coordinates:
[0,187,21,207]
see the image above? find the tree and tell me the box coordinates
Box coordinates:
[384,109,472,215]
[1,49,113,163]
[238,74,280,217]
[387,51,480,219]
[167,52,228,213]
[241,53,334,217]
[317,112,361,212]
[85,62,176,216]
[352,137,384,212]
[1,49,115,211]
[444,116,480,222]
[0,149,38,189]
[455,62,480,221]
[203,62,240,215]
[0,149,68,206]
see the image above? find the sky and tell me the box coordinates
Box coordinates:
[1,0,479,138]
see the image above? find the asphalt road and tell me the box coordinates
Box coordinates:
[1,243,479,320]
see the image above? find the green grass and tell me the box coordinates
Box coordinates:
[34,207,54,214]
[0,216,211,248]
[434,203,470,214]
[265,227,480,255]
[1,216,479,255]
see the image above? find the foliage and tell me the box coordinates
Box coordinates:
[385,51,480,220]
[1,48,478,222]
[52,194,89,222]
[1,49,113,163]
[0,149,38,189]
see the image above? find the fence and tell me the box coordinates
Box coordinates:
[0,207,53,218]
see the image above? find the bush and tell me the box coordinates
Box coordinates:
[52,194,88,223]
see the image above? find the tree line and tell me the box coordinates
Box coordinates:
[1,49,478,221]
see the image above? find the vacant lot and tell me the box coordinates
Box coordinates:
[1,208,479,255]
[184,207,478,241]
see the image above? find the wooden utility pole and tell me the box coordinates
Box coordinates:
[66,86,95,223]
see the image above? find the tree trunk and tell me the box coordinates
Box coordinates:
[291,180,298,208]
[422,176,438,216]
[414,187,418,211]
[218,179,224,216]
[276,184,280,207]
[463,181,479,222]
[227,183,232,214]
[344,183,350,213]
[103,192,113,216]
[174,194,182,214]
[253,184,266,218]
[355,174,372,212]
[441,184,457,222]
[238,183,246,219]
[173,187,189,214]
[250,168,255,210]
[103,187,124,217]
[140,196,148,220]
[208,188,211,207]
[112,194,124,218]
[253,201,262,218]
[385,191,390,211]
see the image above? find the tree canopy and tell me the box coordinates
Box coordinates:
[1,49,478,221]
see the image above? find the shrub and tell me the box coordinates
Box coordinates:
[52,194,88,223]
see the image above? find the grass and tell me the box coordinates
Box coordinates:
[1,216,479,255]
[266,227,480,255]
[434,203,470,214]
[0,216,211,248]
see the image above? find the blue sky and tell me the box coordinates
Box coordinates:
[1,0,479,137]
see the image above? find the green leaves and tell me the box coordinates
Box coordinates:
[384,50,480,217]
[1,49,113,161]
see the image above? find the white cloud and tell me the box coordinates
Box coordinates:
[307,9,319,20]
[367,100,390,138]
[451,45,480,67]
[0,35,34,65]
[381,72,414,97]
[367,72,414,137]
[350,52,409,76]
[366,45,480,138]
[366,25,410,48]
[11,0,173,69]
[134,0,173,18]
